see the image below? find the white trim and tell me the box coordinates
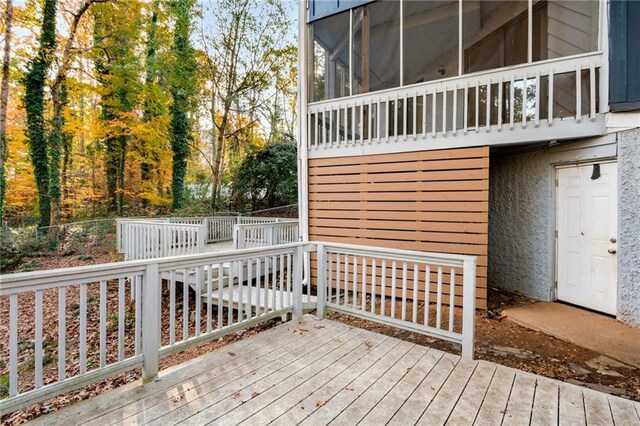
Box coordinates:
[606,112,640,131]
[308,116,607,159]
[349,9,353,96]
[599,0,609,113]
[458,0,463,76]
[527,0,533,63]
[298,0,309,247]
[400,0,404,86]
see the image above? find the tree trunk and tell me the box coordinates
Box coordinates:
[49,0,102,231]
[61,120,72,208]
[141,1,159,205]
[24,0,57,228]
[0,0,13,225]
[105,136,119,213]
[210,112,227,213]
[169,0,196,211]
[118,135,126,214]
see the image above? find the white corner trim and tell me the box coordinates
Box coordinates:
[606,112,640,132]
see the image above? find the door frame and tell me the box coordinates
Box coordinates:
[553,159,618,310]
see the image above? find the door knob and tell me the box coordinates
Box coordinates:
[608,248,617,254]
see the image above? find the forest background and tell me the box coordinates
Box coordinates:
[0,0,299,230]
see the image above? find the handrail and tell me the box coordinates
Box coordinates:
[0,240,477,415]
[320,242,474,268]
[0,242,306,415]
[308,51,604,108]
[313,242,476,359]
[117,216,298,253]
[233,220,300,250]
[306,51,606,158]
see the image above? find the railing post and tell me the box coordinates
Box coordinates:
[232,224,239,250]
[316,244,326,319]
[197,224,206,253]
[116,219,122,253]
[461,257,477,360]
[142,263,160,382]
[203,217,210,243]
[293,245,304,320]
[162,225,168,257]
[268,224,275,246]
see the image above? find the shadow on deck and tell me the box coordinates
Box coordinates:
[30,316,640,426]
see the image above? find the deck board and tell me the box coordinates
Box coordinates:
[502,372,538,425]
[147,326,361,425]
[583,390,614,426]
[387,353,459,426]
[559,382,587,426]
[329,345,428,425]
[31,316,640,426]
[238,333,391,426]
[530,376,560,426]
[417,358,478,425]
[473,366,516,425]
[298,340,415,426]
[268,338,402,425]
[444,361,497,425]
[361,348,445,425]
[213,329,382,425]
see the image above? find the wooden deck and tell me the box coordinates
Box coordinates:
[31,316,640,426]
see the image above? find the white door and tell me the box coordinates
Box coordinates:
[556,162,618,315]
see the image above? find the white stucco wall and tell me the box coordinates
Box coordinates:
[489,147,556,302]
[488,133,639,327]
[618,128,640,327]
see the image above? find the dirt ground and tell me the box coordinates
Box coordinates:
[328,288,640,403]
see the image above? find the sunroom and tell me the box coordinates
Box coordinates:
[303,0,608,158]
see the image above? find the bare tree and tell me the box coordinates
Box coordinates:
[49,0,108,232]
[198,0,292,212]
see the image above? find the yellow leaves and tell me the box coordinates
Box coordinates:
[5,104,37,213]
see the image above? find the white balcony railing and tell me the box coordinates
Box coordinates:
[232,221,300,250]
[0,242,476,415]
[307,52,607,158]
[116,216,297,260]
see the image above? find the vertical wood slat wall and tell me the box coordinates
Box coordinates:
[308,146,489,309]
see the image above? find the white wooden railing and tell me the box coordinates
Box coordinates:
[0,243,305,415]
[314,243,476,359]
[120,221,205,261]
[0,241,476,415]
[233,221,300,250]
[307,52,606,158]
[117,216,292,254]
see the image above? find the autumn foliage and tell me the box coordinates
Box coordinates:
[0,0,297,227]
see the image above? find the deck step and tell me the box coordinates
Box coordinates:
[204,284,317,313]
